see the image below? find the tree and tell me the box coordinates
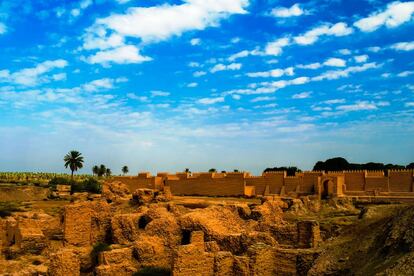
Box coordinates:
[184,168,190,173]
[105,168,112,177]
[122,166,129,175]
[208,168,217,173]
[92,165,99,176]
[233,169,239,172]
[98,164,106,177]
[407,163,414,169]
[64,151,84,179]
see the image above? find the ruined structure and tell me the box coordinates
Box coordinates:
[112,169,414,200]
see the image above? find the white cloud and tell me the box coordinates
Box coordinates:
[188,62,200,67]
[405,102,414,107]
[337,101,378,111]
[338,49,352,55]
[187,82,198,87]
[0,22,7,34]
[231,37,240,43]
[231,94,241,100]
[270,4,305,18]
[251,96,275,102]
[354,1,414,32]
[312,62,380,81]
[190,38,201,46]
[264,37,290,56]
[324,57,346,67]
[367,46,381,52]
[228,50,250,61]
[94,0,249,43]
[210,63,242,73]
[296,62,322,70]
[198,96,225,104]
[294,22,353,45]
[397,71,414,77]
[391,41,414,51]
[86,45,152,65]
[292,91,311,99]
[151,90,170,97]
[83,77,127,92]
[0,59,68,86]
[324,99,345,104]
[116,0,132,4]
[83,0,248,64]
[193,71,207,77]
[127,93,149,102]
[246,67,294,78]
[354,55,369,63]
[70,0,92,19]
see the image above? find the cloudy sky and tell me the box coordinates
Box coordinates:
[0,0,413,175]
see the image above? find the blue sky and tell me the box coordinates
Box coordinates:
[0,0,413,175]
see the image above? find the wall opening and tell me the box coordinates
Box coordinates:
[138,215,152,229]
[322,180,331,199]
[181,229,191,245]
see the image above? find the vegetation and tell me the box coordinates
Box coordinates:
[0,172,90,186]
[264,166,302,176]
[70,178,102,194]
[0,202,23,217]
[208,168,217,172]
[64,150,84,179]
[122,165,129,175]
[133,267,171,276]
[313,157,413,174]
[90,242,110,266]
[92,165,99,176]
[105,168,112,177]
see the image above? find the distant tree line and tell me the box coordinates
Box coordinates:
[313,157,414,173]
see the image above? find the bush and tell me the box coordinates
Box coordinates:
[49,177,76,191]
[82,178,102,194]
[133,267,171,276]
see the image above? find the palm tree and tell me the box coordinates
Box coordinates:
[92,165,99,176]
[105,168,112,177]
[64,151,84,179]
[98,164,106,177]
[122,166,129,175]
[184,168,190,173]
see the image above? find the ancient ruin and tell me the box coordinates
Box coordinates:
[1,169,414,275]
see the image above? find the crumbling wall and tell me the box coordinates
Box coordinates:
[301,172,323,193]
[112,173,163,192]
[48,249,80,276]
[64,201,112,246]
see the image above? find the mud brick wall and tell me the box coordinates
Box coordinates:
[112,174,163,192]
[301,172,323,193]
[245,172,285,195]
[365,176,388,191]
[284,177,301,193]
[167,175,245,197]
[389,171,413,192]
[172,244,215,275]
[63,203,92,246]
[344,171,366,191]
[297,221,321,248]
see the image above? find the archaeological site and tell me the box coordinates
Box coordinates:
[1,169,414,275]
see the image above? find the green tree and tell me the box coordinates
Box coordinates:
[184,168,190,173]
[64,150,84,179]
[208,168,217,173]
[105,168,112,177]
[92,165,99,176]
[98,164,106,177]
[122,166,129,175]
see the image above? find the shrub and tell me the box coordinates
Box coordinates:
[82,178,102,194]
[90,242,110,266]
[49,177,76,191]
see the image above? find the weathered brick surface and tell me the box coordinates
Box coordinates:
[48,249,80,276]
